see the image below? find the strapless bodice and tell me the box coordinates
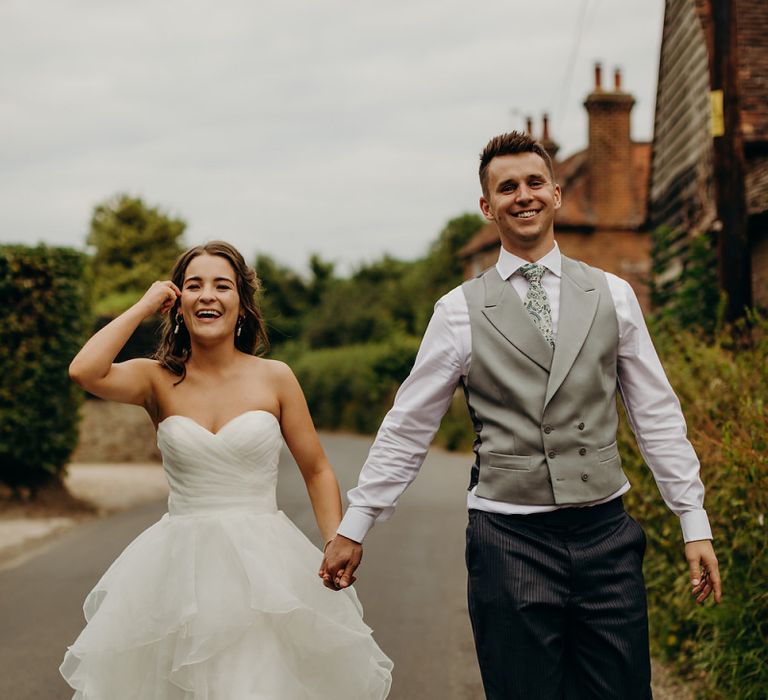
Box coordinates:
[157,410,283,516]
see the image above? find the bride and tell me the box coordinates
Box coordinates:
[60,240,392,699]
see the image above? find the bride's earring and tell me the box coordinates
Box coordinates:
[236,316,243,338]
[174,313,183,335]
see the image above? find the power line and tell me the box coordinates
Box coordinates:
[554,0,592,136]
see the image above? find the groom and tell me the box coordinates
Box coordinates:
[321,131,721,699]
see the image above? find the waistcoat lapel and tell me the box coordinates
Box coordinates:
[481,267,553,372]
[544,257,599,407]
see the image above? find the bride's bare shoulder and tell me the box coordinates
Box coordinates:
[242,357,298,391]
[248,356,295,379]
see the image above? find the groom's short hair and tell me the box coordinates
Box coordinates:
[479,131,556,197]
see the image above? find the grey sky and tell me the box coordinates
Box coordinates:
[1,0,664,273]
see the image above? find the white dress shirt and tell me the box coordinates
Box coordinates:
[337,243,712,544]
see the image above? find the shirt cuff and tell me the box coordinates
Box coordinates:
[337,507,378,543]
[679,509,712,542]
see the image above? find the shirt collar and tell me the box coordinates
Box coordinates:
[495,241,562,281]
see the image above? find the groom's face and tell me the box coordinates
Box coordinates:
[479,152,561,254]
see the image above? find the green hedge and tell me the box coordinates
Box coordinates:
[283,336,421,434]
[282,336,475,448]
[0,245,91,492]
[93,315,161,362]
[620,316,767,699]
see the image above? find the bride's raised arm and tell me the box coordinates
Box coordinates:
[68,280,180,407]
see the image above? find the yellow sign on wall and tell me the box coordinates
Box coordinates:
[710,90,725,137]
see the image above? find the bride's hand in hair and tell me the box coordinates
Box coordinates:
[137,281,182,317]
[69,280,180,403]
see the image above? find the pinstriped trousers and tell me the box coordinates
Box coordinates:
[466,498,652,700]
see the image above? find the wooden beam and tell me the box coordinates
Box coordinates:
[702,0,752,320]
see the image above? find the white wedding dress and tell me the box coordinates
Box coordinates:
[60,410,393,699]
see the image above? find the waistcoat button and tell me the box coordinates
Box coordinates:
[578,422,585,430]
[544,425,552,434]
[579,447,587,456]
[581,473,589,481]
[548,450,556,459]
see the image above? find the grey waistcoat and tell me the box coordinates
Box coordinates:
[461,255,629,506]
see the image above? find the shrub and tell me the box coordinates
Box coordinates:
[0,245,91,492]
[621,314,767,699]
[93,315,162,362]
[284,336,421,434]
[283,336,475,449]
[649,226,720,334]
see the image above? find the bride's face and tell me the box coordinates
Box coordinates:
[179,254,241,343]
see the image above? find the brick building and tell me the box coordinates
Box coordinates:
[459,65,652,309]
[649,0,768,309]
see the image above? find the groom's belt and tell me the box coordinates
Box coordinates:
[468,495,625,529]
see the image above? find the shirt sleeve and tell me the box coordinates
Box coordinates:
[610,274,713,542]
[337,291,467,543]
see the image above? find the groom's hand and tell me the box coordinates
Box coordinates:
[319,535,362,591]
[685,539,722,604]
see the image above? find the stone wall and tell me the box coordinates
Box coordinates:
[71,400,161,463]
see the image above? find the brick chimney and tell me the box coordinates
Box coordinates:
[539,113,560,161]
[583,63,637,226]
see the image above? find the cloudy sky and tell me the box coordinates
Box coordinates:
[1,0,665,273]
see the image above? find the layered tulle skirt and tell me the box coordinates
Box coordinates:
[60,510,392,699]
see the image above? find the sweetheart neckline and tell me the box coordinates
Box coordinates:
[157,409,279,437]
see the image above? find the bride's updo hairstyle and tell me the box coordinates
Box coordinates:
[154,240,269,383]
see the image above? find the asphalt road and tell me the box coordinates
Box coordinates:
[0,432,484,700]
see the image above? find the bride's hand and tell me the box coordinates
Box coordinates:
[319,535,362,591]
[137,281,182,317]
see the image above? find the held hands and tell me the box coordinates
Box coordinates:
[685,539,722,604]
[138,281,181,318]
[318,535,363,591]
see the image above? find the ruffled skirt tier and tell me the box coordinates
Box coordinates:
[60,510,392,699]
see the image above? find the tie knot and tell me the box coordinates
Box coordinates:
[519,263,545,284]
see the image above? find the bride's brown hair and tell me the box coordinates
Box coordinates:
[154,241,269,383]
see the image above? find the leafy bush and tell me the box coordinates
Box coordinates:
[260,213,485,351]
[621,314,767,699]
[0,245,91,492]
[284,336,421,434]
[303,257,416,348]
[256,253,334,347]
[283,335,475,449]
[92,315,162,362]
[650,226,720,334]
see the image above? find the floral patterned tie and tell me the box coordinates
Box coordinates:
[519,263,555,348]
